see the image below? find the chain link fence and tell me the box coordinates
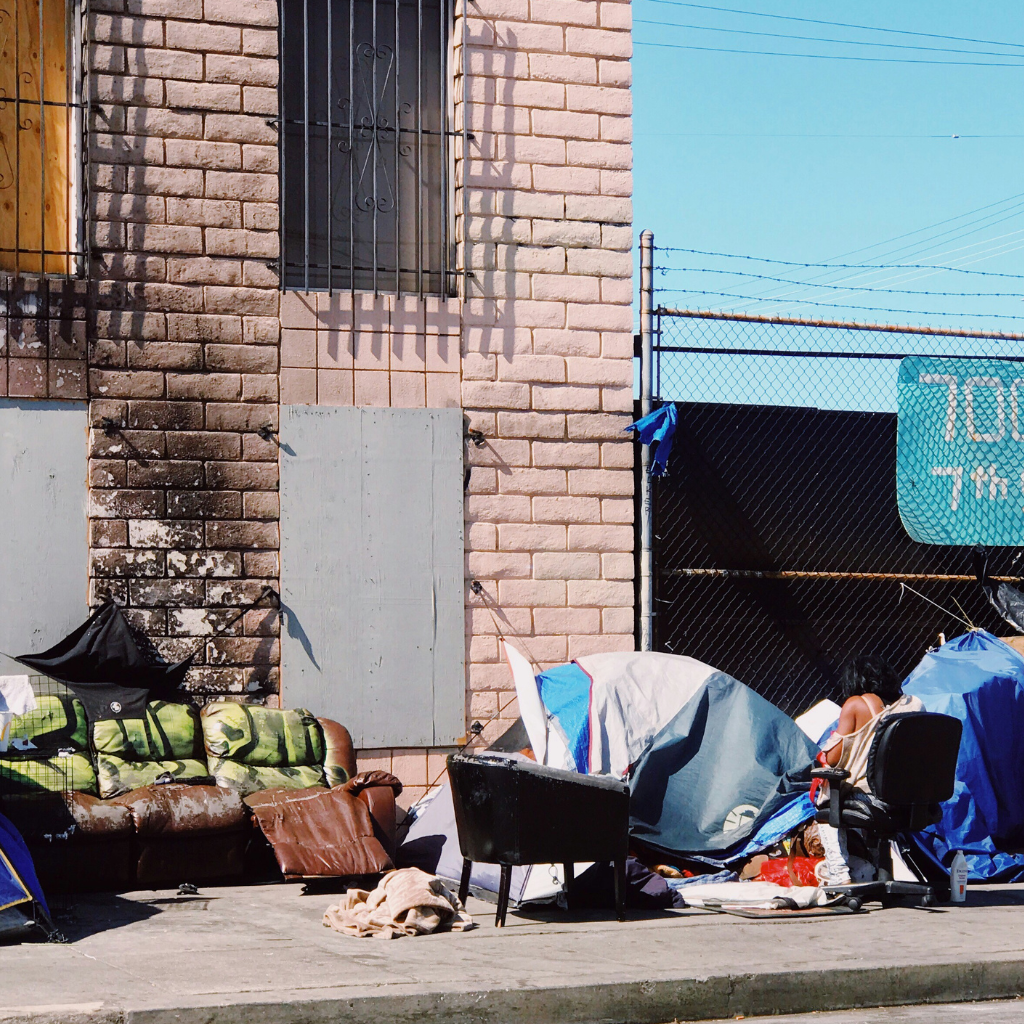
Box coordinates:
[651,309,1024,716]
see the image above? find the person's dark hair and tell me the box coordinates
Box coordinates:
[840,655,902,705]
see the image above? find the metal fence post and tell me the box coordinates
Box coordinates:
[639,229,654,651]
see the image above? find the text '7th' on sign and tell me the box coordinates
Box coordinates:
[896,355,1024,547]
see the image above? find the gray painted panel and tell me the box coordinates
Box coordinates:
[280,406,465,747]
[0,401,88,673]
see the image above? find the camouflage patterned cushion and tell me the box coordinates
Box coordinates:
[92,701,209,799]
[94,755,211,799]
[0,694,97,796]
[0,753,97,796]
[201,703,327,797]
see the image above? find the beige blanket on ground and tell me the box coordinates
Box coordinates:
[323,867,476,939]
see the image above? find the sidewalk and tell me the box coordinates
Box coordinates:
[3,883,1024,1024]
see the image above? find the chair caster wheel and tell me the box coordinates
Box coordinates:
[845,896,862,912]
[919,894,937,908]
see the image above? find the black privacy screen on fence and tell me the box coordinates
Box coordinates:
[651,310,1024,716]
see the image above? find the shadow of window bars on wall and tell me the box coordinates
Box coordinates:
[281,0,452,296]
[0,0,87,278]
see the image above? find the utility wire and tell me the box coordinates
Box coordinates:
[821,191,1024,264]
[652,249,1024,280]
[633,39,1024,67]
[756,229,1024,313]
[636,131,1024,138]
[641,0,1024,52]
[664,288,1024,320]
[634,18,1024,60]
[655,266,1024,298]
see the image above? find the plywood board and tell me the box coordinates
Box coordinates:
[0,399,87,672]
[280,406,465,747]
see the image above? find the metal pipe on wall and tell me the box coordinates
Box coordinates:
[639,229,654,652]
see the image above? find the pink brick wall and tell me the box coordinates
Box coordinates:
[6,0,633,805]
[326,0,636,804]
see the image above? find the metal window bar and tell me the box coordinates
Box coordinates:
[0,0,88,278]
[647,303,1024,716]
[280,0,452,296]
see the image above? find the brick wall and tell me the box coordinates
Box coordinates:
[281,0,636,805]
[4,0,633,805]
[457,0,635,804]
[85,0,284,701]
[0,277,88,398]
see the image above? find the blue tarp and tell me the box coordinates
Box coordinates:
[536,662,591,774]
[628,672,819,860]
[0,810,48,916]
[903,630,1024,882]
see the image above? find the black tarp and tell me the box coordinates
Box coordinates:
[14,602,194,721]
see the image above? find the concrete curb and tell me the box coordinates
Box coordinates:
[7,956,1024,1024]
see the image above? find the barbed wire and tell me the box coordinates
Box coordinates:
[655,265,1024,298]
[653,247,1024,279]
[661,288,1024,320]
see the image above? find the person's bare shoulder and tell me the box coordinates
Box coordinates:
[837,694,873,733]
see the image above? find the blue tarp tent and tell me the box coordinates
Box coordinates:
[0,809,51,942]
[903,630,1024,882]
[625,672,819,862]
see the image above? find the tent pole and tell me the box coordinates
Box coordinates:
[639,229,654,652]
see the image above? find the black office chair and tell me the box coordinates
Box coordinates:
[811,711,962,906]
[447,753,630,927]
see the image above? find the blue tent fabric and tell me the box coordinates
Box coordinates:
[628,671,819,860]
[903,630,1024,882]
[0,810,48,916]
[536,662,591,773]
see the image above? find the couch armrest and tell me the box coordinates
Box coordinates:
[317,717,356,784]
[342,772,403,862]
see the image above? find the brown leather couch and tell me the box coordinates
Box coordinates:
[1,696,402,892]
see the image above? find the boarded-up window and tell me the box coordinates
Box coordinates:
[0,0,83,276]
[280,407,464,747]
[0,399,87,674]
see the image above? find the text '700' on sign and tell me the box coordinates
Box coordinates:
[897,355,1024,546]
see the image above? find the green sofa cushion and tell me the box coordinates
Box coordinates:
[206,758,326,796]
[94,755,210,799]
[92,701,205,762]
[201,704,327,796]
[0,694,97,796]
[92,701,209,799]
[0,753,97,797]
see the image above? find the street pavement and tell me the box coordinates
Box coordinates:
[728,999,1024,1022]
[3,883,1024,1023]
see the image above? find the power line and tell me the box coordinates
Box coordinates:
[634,17,1024,59]
[661,288,1024,320]
[821,193,1024,264]
[635,132,1024,138]
[655,266,1024,298]
[652,248,1024,280]
[633,39,1024,67]
[641,0,1024,52]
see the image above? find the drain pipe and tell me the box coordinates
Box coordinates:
[639,229,654,651]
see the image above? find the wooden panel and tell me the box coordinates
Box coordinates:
[279,406,465,748]
[0,0,72,275]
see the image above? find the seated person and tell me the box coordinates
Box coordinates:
[816,655,923,884]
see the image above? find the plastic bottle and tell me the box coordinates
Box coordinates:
[949,850,968,903]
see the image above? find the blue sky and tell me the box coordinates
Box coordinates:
[632,1,1024,332]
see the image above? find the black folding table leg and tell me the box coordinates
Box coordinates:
[613,858,626,922]
[563,862,574,908]
[495,863,513,928]
[458,858,472,907]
